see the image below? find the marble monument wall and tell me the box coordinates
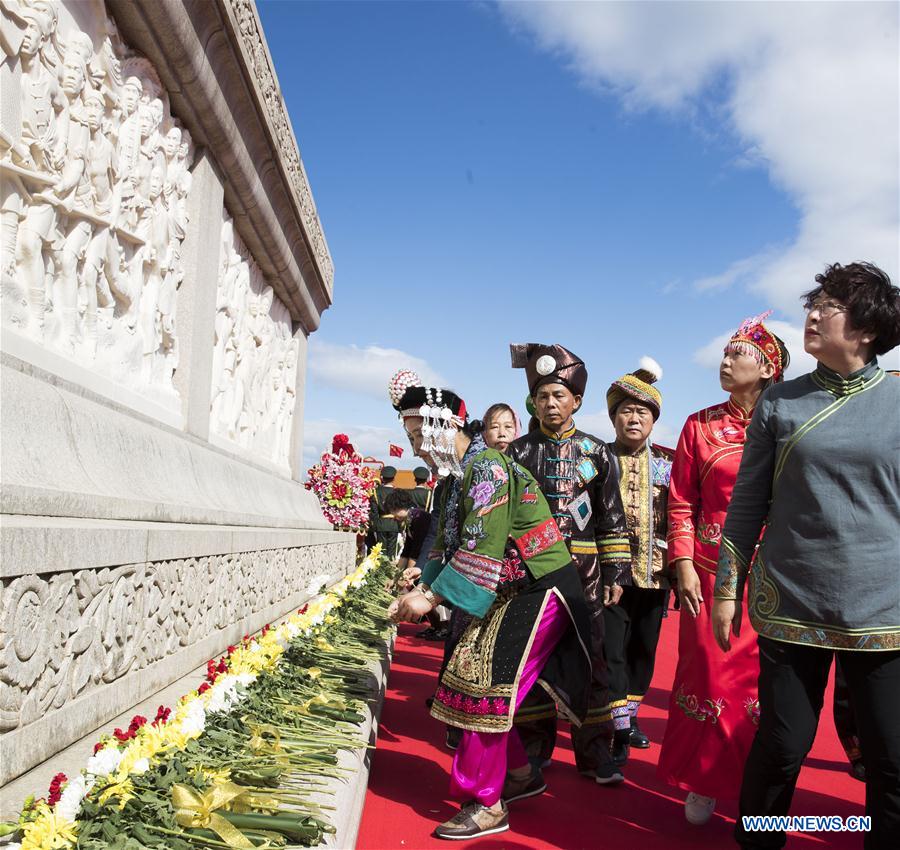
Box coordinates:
[0,0,348,788]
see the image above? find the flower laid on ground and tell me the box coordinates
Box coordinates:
[305,434,380,532]
[2,546,393,850]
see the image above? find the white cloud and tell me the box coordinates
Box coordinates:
[693,319,816,378]
[499,1,900,317]
[301,418,407,467]
[576,410,616,442]
[308,340,448,398]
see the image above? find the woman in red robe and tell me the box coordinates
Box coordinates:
[657,313,789,825]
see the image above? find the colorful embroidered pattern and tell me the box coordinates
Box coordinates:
[745,698,760,726]
[520,491,538,504]
[675,685,725,724]
[576,457,598,484]
[515,517,564,560]
[450,549,504,591]
[714,537,746,600]
[697,517,722,546]
[461,518,487,551]
[434,684,511,719]
[597,536,631,564]
[579,437,599,454]
[651,455,673,487]
[567,491,593,531]
[499,546,527,584]
[569,540,598,555]
[477,493,509,517]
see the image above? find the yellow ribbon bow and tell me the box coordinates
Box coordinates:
[172,782,255,848]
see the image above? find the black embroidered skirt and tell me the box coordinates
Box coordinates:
[430,562,592,734]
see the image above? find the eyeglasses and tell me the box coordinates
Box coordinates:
[805,299,848,319]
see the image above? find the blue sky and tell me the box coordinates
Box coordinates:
[257,0,899,467]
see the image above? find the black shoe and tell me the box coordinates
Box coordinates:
[446,727,462,750]
[849,759,866,782]
[612,731,630,767]
[416,626,439,640]
[502,766,547,804]
[629,718,650,749]
[594,763,625,785]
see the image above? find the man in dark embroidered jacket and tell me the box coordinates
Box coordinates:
[508,342,631,784]
[603,358,674,767]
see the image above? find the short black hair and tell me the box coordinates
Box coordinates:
[383,488,414,514]
[803,262,900,356]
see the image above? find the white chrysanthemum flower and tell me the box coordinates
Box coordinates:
[86,746,123,778]
[306,574,330,596]
[56,774,91,822]
[179,701,206,737]
[132,757,150,775]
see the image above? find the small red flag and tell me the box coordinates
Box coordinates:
[389,443,404,458]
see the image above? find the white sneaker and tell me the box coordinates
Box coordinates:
[684,792,716,825]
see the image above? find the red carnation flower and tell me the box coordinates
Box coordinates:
[227,645,237,655]
[152,705,171,726]
[47,772,67,806]
[128,714,147,732]
[198,682,210,694]
[93,740,105,754]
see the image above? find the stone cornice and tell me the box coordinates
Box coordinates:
[218,0,334,291]
[106,0,333,333]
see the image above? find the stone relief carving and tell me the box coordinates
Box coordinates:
[0,0,194,401]
[222,0,334,290]
[0,540,354,733]
[210,212,299,468]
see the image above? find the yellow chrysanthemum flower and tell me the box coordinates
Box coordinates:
[21,808,78,849]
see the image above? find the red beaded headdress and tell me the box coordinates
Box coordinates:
[726,311,784,381]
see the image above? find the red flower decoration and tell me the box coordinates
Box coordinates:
[152,705,171,727]
[198,682,210,695]
[47,773,67,806]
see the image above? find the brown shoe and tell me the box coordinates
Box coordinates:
[433,800,510,840]
[502,766,546,804]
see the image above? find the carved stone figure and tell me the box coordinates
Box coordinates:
[1,1,194,400]
[209,212,299,467]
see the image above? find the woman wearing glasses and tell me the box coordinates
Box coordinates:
[658,312,790,826]
[713,262,900,850]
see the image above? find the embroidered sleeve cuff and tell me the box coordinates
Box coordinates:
[420,557,444,589]
[432,564,495,618]
[596,536,631,565]
[713,538,748,600]
[667,533,695,563]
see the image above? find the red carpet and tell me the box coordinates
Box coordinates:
[358,611,866,849]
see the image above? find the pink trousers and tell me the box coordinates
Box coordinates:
[448,592,568,807]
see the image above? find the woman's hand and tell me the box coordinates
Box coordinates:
[391,590,434,623]
[675,559,703,617]
[401,566,422,591]
[711,598,743,652]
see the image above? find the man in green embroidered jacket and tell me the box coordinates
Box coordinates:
[710,262,900,850]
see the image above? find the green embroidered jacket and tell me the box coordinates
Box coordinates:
[420,448,571,618]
